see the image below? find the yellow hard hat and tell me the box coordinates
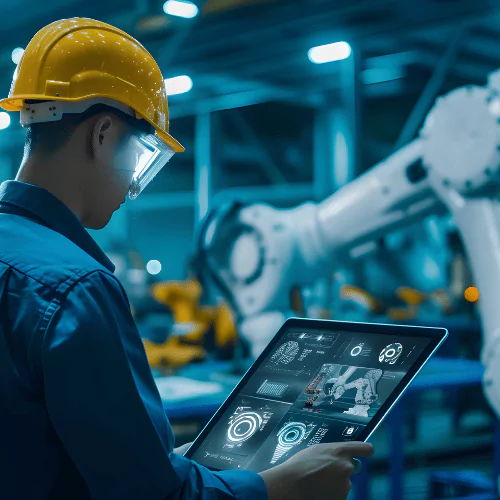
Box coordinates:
[0,17,184,153]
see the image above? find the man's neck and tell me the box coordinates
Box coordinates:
[16,156,85,222]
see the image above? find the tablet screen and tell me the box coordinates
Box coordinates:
[189,324,437,473]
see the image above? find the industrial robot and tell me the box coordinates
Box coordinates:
[143,277,238,370]
[198,68,500,418]
[305,365,382,417]
[328,367,382,417]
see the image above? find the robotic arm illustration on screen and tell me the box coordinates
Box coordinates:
[328,367,382,417]
[199,68,500,417]
[305,364,382,417]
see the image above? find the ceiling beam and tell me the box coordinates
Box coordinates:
[169,88,323,118]
[153,0,496,69]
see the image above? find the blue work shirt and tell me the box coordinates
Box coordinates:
[0,180,268,500]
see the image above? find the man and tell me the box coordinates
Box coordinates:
[0,18,373,500]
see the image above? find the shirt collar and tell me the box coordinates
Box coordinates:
[0,180,115,273]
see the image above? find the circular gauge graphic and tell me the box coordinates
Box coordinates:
[227,412,263,443]
[379,343,403,364]
[278,423,307,447]
[350,343,364,356]
[271,422,314,464]
[271,341,300,365]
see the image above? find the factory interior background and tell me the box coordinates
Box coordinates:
[3,0,500,498]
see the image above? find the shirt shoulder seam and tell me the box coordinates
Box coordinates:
[24,268,116,387]
[37,269,122,340]
[0,256,114,296]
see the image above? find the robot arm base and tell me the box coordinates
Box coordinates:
[239,311,293,359]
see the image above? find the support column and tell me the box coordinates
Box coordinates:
[313,46,360,201]
[313,46,363,335]
[195,112,220,230]
[394,26,465,150]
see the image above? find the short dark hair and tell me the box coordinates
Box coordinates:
[24,100,154,156]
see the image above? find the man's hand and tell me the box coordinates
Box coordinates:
[258,441,374,500]
[173,442,193,456]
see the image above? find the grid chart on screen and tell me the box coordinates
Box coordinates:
[256,380,289,397]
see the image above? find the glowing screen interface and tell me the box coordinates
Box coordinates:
[190,328,431,472]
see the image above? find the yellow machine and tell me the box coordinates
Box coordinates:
[143,278,238,370]
[340,284,453,321]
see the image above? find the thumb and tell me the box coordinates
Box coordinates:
[174,442,193,455]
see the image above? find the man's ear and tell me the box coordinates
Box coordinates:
[91,115,114,162]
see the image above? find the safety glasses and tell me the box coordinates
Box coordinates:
[20,98,178,200]
[115,132,176,200]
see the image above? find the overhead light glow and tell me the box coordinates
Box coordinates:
[11,47,24,65]
[146,260,162,275]
[163,0,199,18]
[0,112,11,130]
[165,75,193,96]
[308,41,351,64]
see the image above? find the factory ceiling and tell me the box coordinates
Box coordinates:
[0,0,499,190]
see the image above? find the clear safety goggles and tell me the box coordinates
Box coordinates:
[20,98,176,200]
[116,132,176,200]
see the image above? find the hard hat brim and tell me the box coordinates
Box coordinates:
[153,127,185,153]
[0,95,185,153]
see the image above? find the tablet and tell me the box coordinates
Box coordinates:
[185,318,448,473]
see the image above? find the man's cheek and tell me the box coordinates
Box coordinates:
[115,169,135,190]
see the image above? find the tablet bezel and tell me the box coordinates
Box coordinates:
[183,317,448,469]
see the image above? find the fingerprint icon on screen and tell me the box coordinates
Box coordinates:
[270,341,300,365]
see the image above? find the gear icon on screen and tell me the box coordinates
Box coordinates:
[379,343,403,364]
[350,343,364,357]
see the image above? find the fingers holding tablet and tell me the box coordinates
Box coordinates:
[333,441,374,458]
[186,318,447,480]
[259,441,373,500]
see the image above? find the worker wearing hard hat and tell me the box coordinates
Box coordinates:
[0,18,372,500]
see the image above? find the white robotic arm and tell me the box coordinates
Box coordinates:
[419,76,500,416]
[201,140,444,355]
[200,70,500,416]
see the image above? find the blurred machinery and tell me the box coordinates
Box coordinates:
[107,245,238,370]
[143,275,238,370]
[331,221,473,323]
[197,68,500,419]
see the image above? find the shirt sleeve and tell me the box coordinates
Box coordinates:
[41,270,268,500]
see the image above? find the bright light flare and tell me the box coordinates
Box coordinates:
[0,112,11,130]
[146,260,162,275]
[163,0,199,18]
[11,47,24,65]
[308,41,351,64]
[164,75,193,96]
